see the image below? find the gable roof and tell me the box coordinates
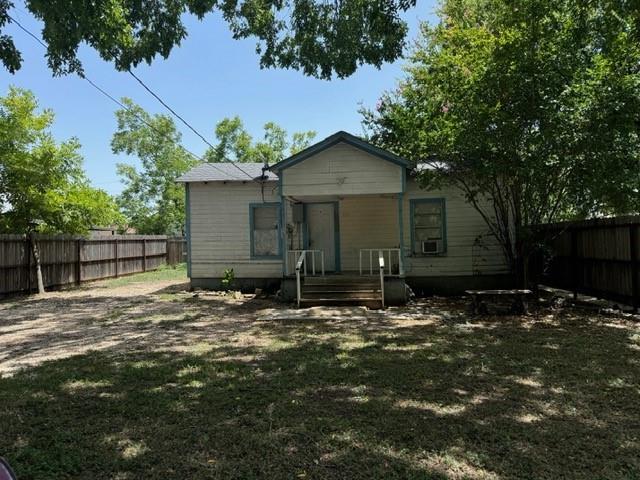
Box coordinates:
[176,162,278,183]
[268,131,411,172]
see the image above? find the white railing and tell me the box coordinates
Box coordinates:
[359,248,402,276]
[378,250,385,308]
[292,249,325,308]
[287,249,325,277]
[295,251,304,308]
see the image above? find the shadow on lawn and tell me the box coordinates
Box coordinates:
[1,300,639,479]
[0,291,272,375]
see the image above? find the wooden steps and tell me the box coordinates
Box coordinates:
[299,275,383,309]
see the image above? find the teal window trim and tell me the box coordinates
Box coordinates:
[249,202,283,260]
[409,198,447,256]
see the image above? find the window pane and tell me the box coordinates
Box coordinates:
[254,206,278,230]
[412,201,444,253]
[253,205,279,256]
[415,227,442,240]
[415,214,442,228]
[415,203,442,215]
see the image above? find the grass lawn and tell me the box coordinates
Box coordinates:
[1,288,639,479]
[97,263,187,288]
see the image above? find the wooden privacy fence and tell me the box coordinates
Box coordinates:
[0,234,180,295]
[167,237,187,265]
[533,215,640,310]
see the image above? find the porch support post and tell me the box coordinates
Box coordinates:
[398,192,405,275]
[280,175,287,277]
[282,199,288,276]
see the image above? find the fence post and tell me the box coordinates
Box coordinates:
[76,239,82,285]
[26,236,32,294]
[631,224,639,313]
[143,238,147,272]
[571,228,578,301]
[114,238,119,278]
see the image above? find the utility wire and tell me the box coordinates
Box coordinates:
[126,69,258,182]
[7,14,255,182]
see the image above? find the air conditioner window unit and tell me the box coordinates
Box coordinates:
[422,240,443,254]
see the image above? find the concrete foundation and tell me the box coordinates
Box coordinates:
[190,277,282,294]
[406,274,515,297]
[190,274,514,303]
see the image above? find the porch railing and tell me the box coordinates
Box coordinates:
[287,249,325,277]
[359,248,402,276]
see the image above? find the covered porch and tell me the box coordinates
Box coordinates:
[281,194,405,278]
[268,131,411,307]
[280,194,407,308]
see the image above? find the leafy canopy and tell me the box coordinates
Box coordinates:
[113,99,198,235]
[207,116,315,164]
[0,87,122,234]
[2,0,416,79]
[363,0,640,273]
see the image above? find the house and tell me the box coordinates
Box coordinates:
[177,131,511,306]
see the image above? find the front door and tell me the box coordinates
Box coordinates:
[306,203,337,272]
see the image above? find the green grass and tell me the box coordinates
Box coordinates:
[1,299,639,479]
[98,263,187,288]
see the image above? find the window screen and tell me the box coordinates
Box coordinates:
[412,200,445,254]
[251,204,280,257]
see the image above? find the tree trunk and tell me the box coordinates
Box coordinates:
[30,232,45,294]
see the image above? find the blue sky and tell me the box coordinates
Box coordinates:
[0,1,438,195]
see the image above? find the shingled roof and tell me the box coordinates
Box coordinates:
[176,162,278,183]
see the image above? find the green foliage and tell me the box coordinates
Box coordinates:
[363,0,640,274]
[113,99,198,235]
[207,116,316,164]
[2,0,415,79]
[0,87,122,234]
[220,268,235,291]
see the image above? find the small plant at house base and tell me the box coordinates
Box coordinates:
[221,268,235,292]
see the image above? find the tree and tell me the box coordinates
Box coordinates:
[113,99,198,235]
[363,0,640,281]
[0,86,122,234]
[0,86,123,293]
[207,116,316,164]
[1,0,416,79]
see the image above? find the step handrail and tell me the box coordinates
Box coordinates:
[295,250,306,307]
[378,249,385,308]
[288,249,325,276]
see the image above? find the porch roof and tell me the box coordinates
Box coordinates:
[268,131,411,172]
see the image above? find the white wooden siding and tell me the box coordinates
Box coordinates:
[282,142,403,196]
[186,174,508,279]
[402,179,508,276]
[189,182,283,278]
[339,196,400,271]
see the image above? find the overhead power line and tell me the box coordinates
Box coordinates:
[126,70,258,182]
[7,14,257,182]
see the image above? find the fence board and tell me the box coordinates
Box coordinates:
[167,238,187,265]
[535,216,640,310]
[0,234,183,295]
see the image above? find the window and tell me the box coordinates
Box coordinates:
[411,199,447,255]
[250,203,282,258]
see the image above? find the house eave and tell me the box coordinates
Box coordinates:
[268,131,411,172]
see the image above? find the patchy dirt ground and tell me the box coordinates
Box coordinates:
[0,278,269,375]
[0,278,451,376]
[1,276,640,479]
